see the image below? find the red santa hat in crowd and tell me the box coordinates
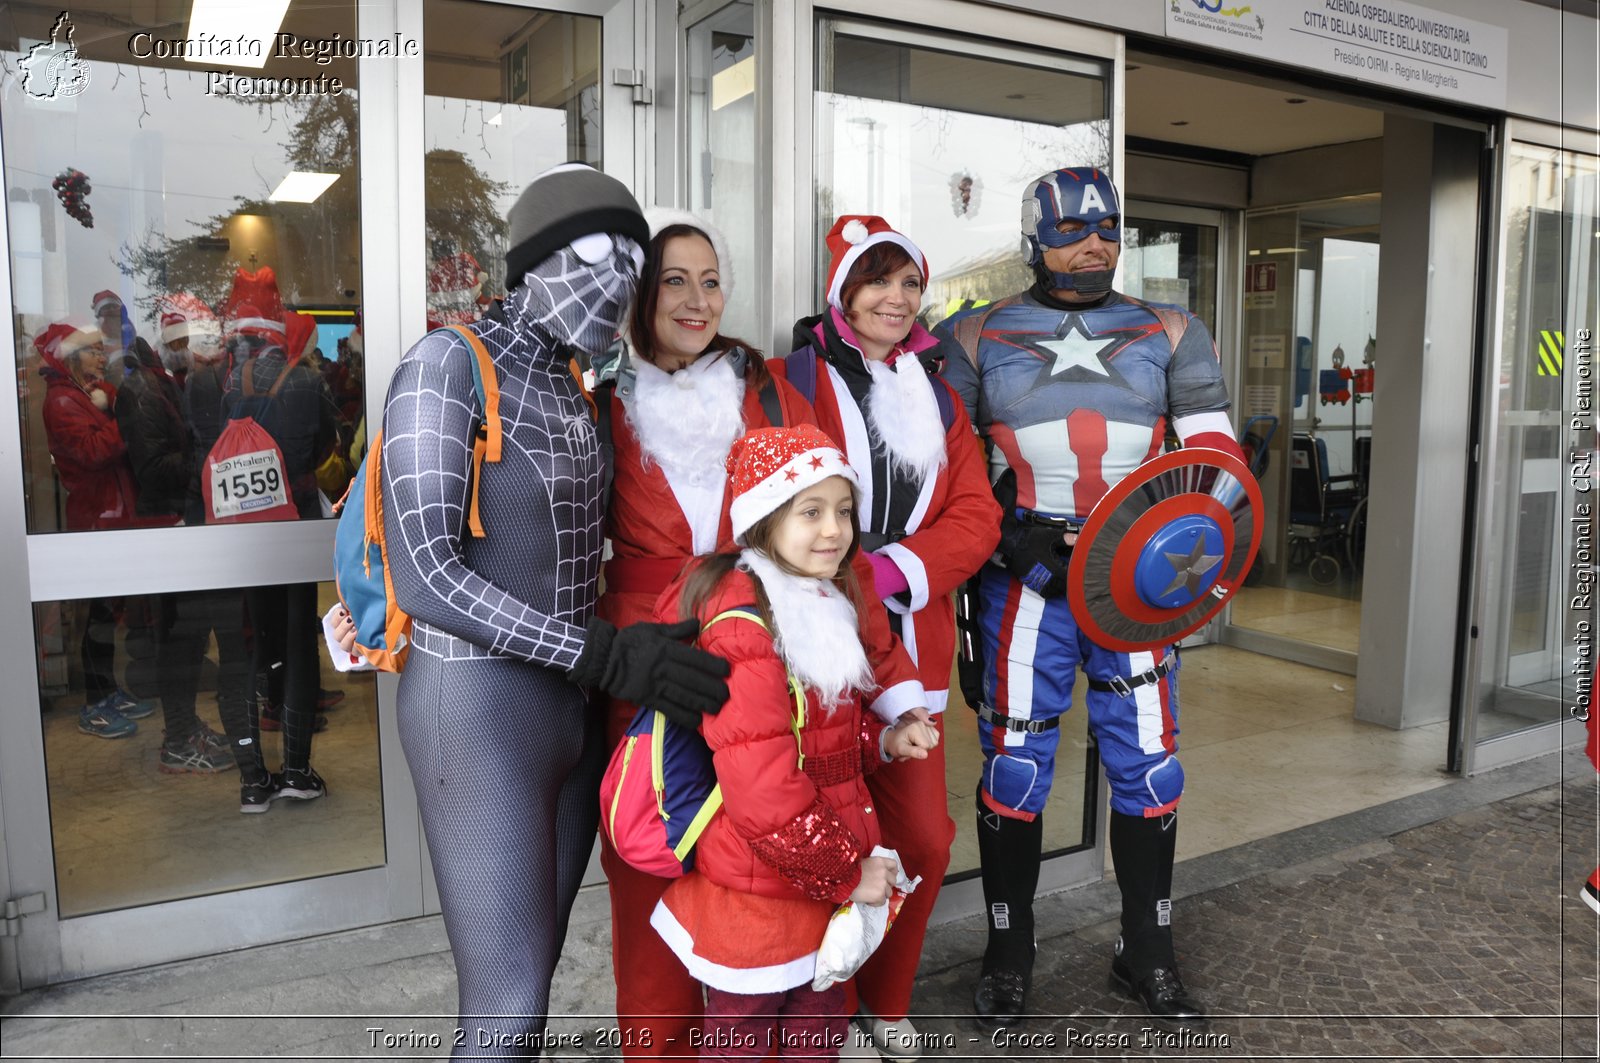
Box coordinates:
[90,289,123,315]
[645,207,734,296]
[157,292,220,347]
[284,310,318,365]
[726,424,859,545]
[33,322,82,363]
[220,266,287,348]
[823,214,928,312]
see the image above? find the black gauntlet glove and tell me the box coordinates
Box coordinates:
[568,616,731,728]
[993,468,1071,599]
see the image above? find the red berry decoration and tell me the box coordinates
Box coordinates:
[52,168,93,228]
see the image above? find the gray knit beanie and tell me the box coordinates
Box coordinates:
[504,164,650,289]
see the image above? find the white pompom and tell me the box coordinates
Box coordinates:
[842,219,870,245]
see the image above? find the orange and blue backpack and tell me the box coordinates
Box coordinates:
[332,324,502,672]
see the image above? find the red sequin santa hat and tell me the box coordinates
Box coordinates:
[823,214,929,312]
[726,424,859,545]
[220,266,287,347]
[427,252,488,330]
[157,292,219,347]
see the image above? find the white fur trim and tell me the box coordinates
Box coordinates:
[730,448,859,545]
[827,233,928,310]
[880,542,929,613]
[626,352,745,553]
[867,679,927,724]
[739,549,871,710]
[842,219,870,244]
[645,208,734,297]
[650,901,816,994]
[864,356,948,485]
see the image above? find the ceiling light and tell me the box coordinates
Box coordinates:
[268,172,340,203]
[487,111,504,126]
[186,0,292,70]
[1266,247,1304,255]
[1171,120,1190,126]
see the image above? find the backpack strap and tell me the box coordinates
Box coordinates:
[757,376,783,427]
[784,348,819,405]
[930,376,956,433]
[701,605,807,768]
[443,324,502,538]
[238,356,296,401]
[593,379,617,495]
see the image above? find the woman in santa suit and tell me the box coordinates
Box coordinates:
[598,210,930,1059]
[775,215,1001,1060]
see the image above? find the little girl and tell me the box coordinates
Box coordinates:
[648,424,938,1060]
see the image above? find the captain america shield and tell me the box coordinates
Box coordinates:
[1067,448,1264,652]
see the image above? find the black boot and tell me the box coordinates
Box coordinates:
[972,788,1041,1029]
[1107,811,1206,1026]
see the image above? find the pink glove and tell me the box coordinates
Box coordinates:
[865,550,910,599]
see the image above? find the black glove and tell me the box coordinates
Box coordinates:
[993,469,1071,598]
[568,616,731,728]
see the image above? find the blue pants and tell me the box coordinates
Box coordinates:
[974,564,1184,819]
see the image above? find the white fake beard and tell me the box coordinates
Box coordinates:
[740,548,872,713]
[626,353,746,489]
[865,356,948,485]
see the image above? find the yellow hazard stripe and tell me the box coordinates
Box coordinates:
[1536,329,1565,376]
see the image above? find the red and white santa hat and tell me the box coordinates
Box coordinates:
[91,290,122,315]
[726,424,860,545]
[220,266,287,347]
[157,292,220,346]
[824,214,929,311]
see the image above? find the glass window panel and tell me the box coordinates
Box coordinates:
[1230,197,1378,648]
[1123,218,1219,337]
[1474,143,1599,741]
[815,25,1109,331]
[686,2,759,344]
[423,2,601,306]
[815,20,1108,875]
[36,582,381,918]
[3,3,365,533]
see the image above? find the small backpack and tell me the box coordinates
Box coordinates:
[331,324,502,672]
[202,357,301,523]
[600,606,806,878]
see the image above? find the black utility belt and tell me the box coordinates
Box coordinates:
[973,702,1060,734]
[1087,657,1177,698]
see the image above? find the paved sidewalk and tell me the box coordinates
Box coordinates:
[2,750,1595,1061]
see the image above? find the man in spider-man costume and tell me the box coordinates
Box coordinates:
[939,168,1246,1030]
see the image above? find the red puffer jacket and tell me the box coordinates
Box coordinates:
[655,563,886,905]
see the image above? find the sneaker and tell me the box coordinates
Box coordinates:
[109,688,156,719]
[258,701,328,733]
[274,767,326,802]
[240,772,280,814]
[1584,867,1600,914]
[78,696,138,739]
[159,730,233,774]
[195,724,232,760]
[316,687,346,711]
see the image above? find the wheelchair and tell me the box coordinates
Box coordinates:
[1288,433,1367,585]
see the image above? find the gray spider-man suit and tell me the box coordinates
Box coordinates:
[379,167,729,1059]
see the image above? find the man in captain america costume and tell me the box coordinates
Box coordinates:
[938,167,1246,1030]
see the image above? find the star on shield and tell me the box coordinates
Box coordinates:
[1160,536,1224,598]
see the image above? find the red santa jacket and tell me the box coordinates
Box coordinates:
[655,562,886,904]
[39,359,140,531]
[597,355,925,746]
[773,323,1000,710]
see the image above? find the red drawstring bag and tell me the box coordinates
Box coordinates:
[202,357,300,523]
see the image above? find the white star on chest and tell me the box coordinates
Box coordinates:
[1037,321,1113,378]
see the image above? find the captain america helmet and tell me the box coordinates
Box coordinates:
[1020,167,1122,265]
